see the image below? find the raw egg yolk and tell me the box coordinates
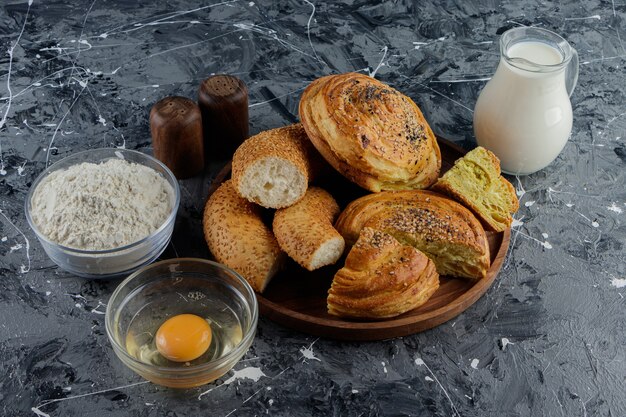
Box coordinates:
[155,314,212,362]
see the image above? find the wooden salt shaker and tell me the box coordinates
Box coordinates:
[198,75,249,159]
[150,96,204,179]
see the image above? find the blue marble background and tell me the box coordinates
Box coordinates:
[0,0,625,416]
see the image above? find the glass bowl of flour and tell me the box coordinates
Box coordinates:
[25,148,180,278]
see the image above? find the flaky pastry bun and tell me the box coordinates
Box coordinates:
[299,72,441,192]
[335,190,490,280]
[328,227,439,319]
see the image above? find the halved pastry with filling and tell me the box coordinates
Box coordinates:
[335,190,490,280]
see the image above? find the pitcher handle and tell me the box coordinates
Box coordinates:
[566,48,579,97]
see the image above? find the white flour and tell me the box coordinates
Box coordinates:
[30,159,174,250]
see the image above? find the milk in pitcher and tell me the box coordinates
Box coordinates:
[474,28,579,175]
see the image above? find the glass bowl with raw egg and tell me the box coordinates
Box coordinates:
[105,258,258,388]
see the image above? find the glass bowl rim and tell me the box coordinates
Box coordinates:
[24,147,181,255]
[104,257,259,376]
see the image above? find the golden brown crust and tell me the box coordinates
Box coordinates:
[273,187,344,271]
[327,227,439,319]
[335,190,490,280]
[203,180,284,292]
[299,73,441,192]
[431,146,519,232]
[231,123,319,208]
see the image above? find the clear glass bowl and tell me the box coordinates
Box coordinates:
[25,148,180,279]
[105,258,258,388]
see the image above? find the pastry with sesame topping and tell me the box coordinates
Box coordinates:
[328,227,439,319]
[299,72,441,192]
[335,190,490,280]
[203,180,285,292]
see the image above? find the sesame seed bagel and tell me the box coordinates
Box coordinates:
[335,190,490,280]
[203,179,284,292]
[231,123,318,209]
[273,187,344,271]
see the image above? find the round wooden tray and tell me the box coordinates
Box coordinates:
[208,137,510,341]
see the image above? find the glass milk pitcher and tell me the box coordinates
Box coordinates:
[474,27,578,175]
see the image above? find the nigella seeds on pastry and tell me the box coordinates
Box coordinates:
[360,134,370,148]
[299,72,441,192]
[328,227,439,319]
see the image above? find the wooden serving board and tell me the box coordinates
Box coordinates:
[207,137,510,341]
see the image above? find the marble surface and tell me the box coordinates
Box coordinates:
[1,0,625,415]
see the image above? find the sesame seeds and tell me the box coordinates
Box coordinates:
[377,206,465,243]
[359,227,396,250]
[203,180,283,292]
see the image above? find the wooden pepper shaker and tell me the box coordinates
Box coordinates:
[150,96,204,179]
[198,75,249,159]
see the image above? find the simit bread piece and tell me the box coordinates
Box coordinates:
[335,190,490,280]
[431,146,519,232]
[299,72,441,192]
[273,187,344,271]
[327,227,439,319]
[231,123,319,209]
[203,180,284,292]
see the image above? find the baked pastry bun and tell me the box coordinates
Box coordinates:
[203,180,284,292]
[431,146,519,232]
[335,190,490,280]
[327,227,439,319]
[231,123,318,209]
[273,187,344,271]
[299,72,441,192]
